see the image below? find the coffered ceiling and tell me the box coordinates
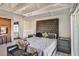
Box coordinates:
[0,3,76,18]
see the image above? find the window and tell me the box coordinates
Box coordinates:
[14,22,19,32]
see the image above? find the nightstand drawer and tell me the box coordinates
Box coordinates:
[58,40,70,47]
[57,37,71,53]
[58,45,70,53]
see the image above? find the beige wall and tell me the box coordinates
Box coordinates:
[23,20,33,38]
[12,16,24,39]
[23,15,70,38]
[12,16,33,39]
[29,8,71,38]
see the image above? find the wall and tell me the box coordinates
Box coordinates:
[12,16,24,39]
[30,8,71,38]
[0,17,11,42]
[23,20,33,38]
[12,16,32,39]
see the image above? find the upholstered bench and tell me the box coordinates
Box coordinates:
[7,44,27,56]
[7,44,38,56]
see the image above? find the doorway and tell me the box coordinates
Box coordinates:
[0,17,11,44]
[71,5,79,56]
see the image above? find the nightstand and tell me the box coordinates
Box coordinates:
[57,37,71,54]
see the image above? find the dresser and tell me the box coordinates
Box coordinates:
[57,37,71,54]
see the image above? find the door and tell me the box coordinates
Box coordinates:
[71,5,79,56]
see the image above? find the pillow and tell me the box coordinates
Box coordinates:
[42,32,48,37]
[36,32,43,37]
[47,33,57,39]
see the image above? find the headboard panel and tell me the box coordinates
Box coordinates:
[36,19,59,37]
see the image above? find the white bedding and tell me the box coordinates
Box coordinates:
[27,37,57,56]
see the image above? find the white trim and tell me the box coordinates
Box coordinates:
[71,15,74,55]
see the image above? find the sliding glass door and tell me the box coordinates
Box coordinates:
[76,14,79,56]
[71,5,79,56]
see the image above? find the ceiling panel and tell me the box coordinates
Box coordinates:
[19,3,53,14]
[0,3,74,17]
[0,3,18,11]
[13,3,29,11]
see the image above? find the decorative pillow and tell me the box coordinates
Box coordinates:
[36,32,43,37]
[42,32,48,37]
[47,33,57,39]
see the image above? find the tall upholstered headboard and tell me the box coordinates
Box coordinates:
[36,18,59,37]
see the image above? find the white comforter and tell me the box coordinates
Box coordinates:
[27,37,57,56]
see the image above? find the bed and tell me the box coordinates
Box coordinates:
[26,37,57,56]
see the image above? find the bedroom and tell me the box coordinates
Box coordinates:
[0,3,78,56]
